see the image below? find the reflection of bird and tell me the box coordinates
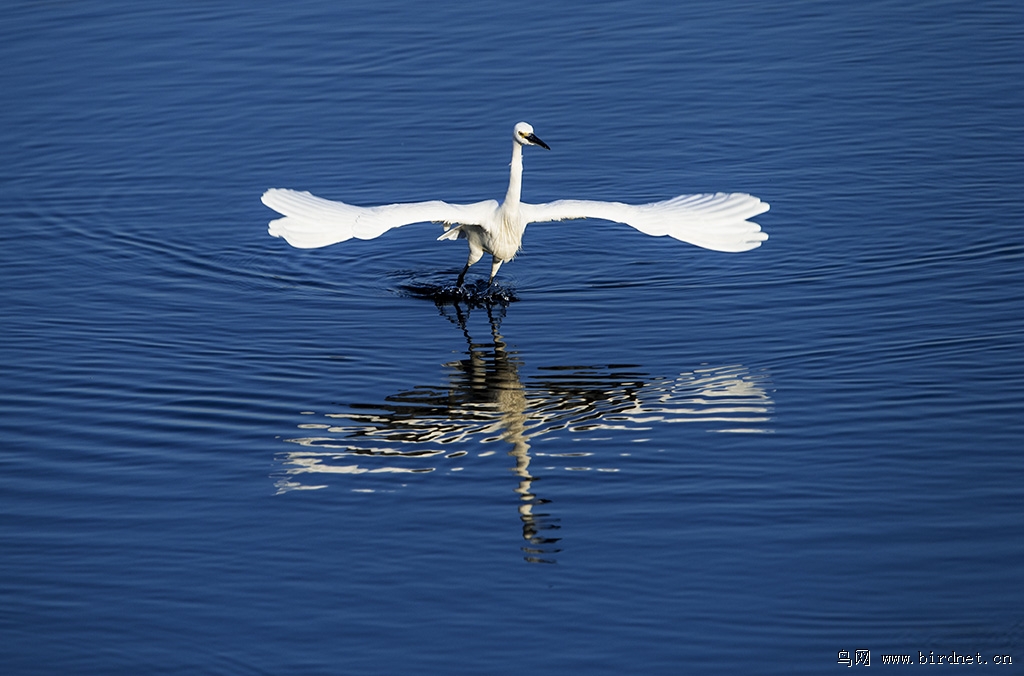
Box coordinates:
[263,122,770,286]
[276,300,773,561]
[448,304,562,563]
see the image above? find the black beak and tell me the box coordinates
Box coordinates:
[526,133,550,150]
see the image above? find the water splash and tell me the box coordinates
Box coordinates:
[400,279,518,307]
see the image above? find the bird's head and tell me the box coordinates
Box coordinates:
[513,122,550,150]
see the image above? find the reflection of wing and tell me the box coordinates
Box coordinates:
[263,189,497,249]
[521,193,769,252]
[276,363,774,488]
[527,364,773,435]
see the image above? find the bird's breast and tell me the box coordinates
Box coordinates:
[486,210,526,262]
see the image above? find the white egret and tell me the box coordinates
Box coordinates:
[263,122,769,286]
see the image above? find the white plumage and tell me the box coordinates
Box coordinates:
[263,122,769,285]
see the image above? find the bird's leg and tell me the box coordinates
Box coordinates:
[458,240,484,287]
[488,258,503,286]
[456,264,469,286]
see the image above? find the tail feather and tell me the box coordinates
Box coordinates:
[437,225,465,241]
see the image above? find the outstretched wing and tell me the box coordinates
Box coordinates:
[263,188,497,249]
[521,193,769,252]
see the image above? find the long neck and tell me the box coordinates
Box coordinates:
[504,141,524,206]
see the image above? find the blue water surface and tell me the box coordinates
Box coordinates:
[2,1,1023,674]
